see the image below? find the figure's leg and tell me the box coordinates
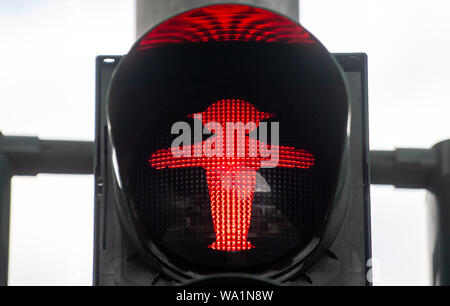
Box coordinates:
[206,167,256,251]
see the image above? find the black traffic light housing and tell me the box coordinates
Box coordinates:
[94,4,370,286]
[94,51,370,285]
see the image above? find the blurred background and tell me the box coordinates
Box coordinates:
[1,0,449,285]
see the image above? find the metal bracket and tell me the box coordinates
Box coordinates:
[0,133,93,285]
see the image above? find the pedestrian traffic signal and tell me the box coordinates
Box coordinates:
[95,4,371,285]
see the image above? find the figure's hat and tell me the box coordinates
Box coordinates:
[188,99,274,131]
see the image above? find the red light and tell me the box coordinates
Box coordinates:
[149,99,314,252]
[137,4,314,51]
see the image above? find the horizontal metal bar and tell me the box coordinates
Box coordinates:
[0,135,93,176]
[0,134,443,189]
[370,149,435,188]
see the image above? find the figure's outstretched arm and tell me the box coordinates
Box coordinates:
[259,145,315,169]
[149,143,204,169]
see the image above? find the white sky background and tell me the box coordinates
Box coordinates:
[0,0,448,285]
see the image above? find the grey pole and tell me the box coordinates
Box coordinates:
[0,154,12,286]
[370,148,435,188]
[136,0,299,38]
[0,136,93,176]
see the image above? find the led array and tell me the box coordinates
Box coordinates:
[149,99,314,252]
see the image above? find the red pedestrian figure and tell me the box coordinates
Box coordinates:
[149,99,314,252]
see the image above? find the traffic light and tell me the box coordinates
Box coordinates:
[94,4,371,286]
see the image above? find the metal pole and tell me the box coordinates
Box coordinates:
[0,136,93,176]
[0,154,12,286]
[136,0,300,38]
[370,149,435,188]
